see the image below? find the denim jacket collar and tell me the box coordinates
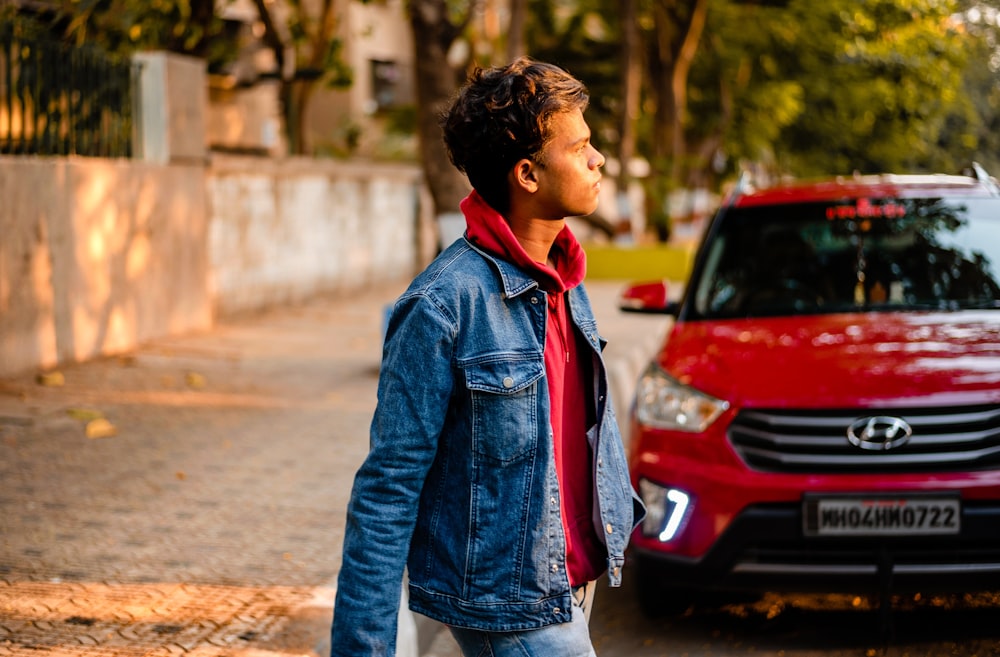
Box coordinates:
[467,238,543,300]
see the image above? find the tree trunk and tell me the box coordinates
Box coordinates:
[645,0,709,242]
[252,0,338,155]
[506,0,528,62]
[293,80,319,154]
[408,0,473,224]
[668,0,708,186]
[616,0,641,238]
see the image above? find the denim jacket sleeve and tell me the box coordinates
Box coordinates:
[329,291,456,657]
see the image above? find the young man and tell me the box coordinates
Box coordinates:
[329,57,643,657]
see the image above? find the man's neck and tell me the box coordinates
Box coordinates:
[507,215,566,264]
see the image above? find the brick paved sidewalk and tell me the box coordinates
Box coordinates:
[0,279,669,657]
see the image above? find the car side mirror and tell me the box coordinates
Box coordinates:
[618,280,679,315]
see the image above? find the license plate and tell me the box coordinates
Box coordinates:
[803,496,960,536]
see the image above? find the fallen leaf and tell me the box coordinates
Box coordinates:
[67,408,104,421]
[37,371,65,387]
[175,471,186,480]
[185,372,206,389]
[85,418,117,439]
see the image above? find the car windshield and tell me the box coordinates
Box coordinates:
[691,197,1000,319]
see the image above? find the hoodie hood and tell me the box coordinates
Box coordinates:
[460,191,586,293]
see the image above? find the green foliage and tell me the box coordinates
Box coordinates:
[519,0,1000,225]
[35,0,1000,184]
[58,0,240,71]
[935,3,1000,174]
[552,0,998,192]
[691,0,979,180]
[381,105,419,134]
[526,0,623,153]
[322,38,353,89]
[1,5,39,35]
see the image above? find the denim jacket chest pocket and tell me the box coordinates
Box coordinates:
[460,356,546,464]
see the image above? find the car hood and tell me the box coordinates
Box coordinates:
[660,311,1000,408]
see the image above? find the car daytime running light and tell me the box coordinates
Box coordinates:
[635,363,729,432]
[638,478,691,542]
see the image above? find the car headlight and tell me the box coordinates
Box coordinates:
[635,363,729,432]
[638,478,691,542]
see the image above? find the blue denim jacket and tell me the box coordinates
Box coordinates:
[330,238,644,656]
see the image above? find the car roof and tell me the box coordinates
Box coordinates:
[730,173,1000,208]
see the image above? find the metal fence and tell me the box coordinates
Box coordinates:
[0,24,138,158]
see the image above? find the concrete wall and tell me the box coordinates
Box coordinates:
[0,45,431,379]
[0,154,429,378]
[207,155,427,317]
[0,157,212,377]
[0,157,428,376]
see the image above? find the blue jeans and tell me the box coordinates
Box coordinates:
[447,583,597,657]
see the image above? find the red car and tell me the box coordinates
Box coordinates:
[621,167,1000,615]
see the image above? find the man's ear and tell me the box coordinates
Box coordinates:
[512,158,539,193]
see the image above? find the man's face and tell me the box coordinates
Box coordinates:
[532,108,605,219]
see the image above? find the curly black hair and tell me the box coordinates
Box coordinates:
[440,57,590,215]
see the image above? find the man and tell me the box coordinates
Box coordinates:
[329,57,644,657]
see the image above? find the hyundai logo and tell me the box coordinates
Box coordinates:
[846,416,913,451]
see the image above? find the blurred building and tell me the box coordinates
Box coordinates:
[1,0,415,159]
[211,0,416,158]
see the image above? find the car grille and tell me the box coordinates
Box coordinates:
[728,405,1000,473]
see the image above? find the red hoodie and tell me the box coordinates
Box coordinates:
[461,191,605,587]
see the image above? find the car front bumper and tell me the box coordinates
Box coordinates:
[631,500,1000,594]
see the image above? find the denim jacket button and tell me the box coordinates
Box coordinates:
[502,376,514,389]
[530,296,539,304]
[553,608,561,614]
[606,523,614,534]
